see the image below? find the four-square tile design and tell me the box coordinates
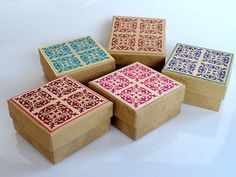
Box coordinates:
[92,62,182,110]
[11,76,108,132]
[41,36,110,74]
[164,44,233,84]
[109,16,165,53]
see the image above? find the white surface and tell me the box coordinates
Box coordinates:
[0,0,236,177]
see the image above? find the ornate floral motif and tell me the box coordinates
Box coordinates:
[79,47,110,64]
[43,43,73,60]
[34,101,77,130]
[139,19,163,34]
[15,88,53,112]
[120,63,155,81]
[116,84,155,108]
[196,63,227,83]
[66,89,104,113]
[95,73,132,93]
[69,36,96,52]
[44,76,80,97]
[110,16,164,53]
[41,36,111,74]
[142,74,179,95]
[92,62,180,110]
[164,44,232,84]
[167,57,197,75]
[138,34,162,52]
[173,44,202,60]
[203,50,231,67]
[111,34,136,51]
[51,55,82,73]
[11,76,108,131]
[113,17,138,33]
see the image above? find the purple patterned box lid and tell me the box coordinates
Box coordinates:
[163,43,233,84]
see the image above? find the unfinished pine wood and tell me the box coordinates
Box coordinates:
[112,103,181,140]
[8,76,113,163]
[13,118,110,163]
[108,16,166,68]
[39,36,116,83]
[185,91,221,111]
[89,62,185,140]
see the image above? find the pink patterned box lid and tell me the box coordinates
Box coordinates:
[108,16,165,54]
[10,76,109,132]
[91,62,182,110]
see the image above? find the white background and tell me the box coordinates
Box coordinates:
[0,0,236,177]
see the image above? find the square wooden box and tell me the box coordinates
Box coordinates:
[39,36,116,83]
[162,43,233,111]
[89,62,185,140]
[8,76,113,163]
[108,16,166,69]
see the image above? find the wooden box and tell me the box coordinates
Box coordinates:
[39,36,115,83]
[89,62,184,140]
[8,76,113,163]
[108,16,166,69]
[162,43,233,111]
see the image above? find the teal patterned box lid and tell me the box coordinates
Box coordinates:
[163,43,233,85]
[39,36,113,75]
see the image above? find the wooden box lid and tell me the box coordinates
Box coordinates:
[108,16,166,56]
[39,36,115,78]
[163,43,233,99]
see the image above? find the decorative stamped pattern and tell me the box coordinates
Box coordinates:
[78,47,110,64]
[109,16,165,53]
[50,55,82,73]
[113,17,138,33]
[120,63,155,81]
[138,35,162,52]
[95,73,133,93]
[41,36,111,74]
[164,43,233,84]
[43,43,73,60]
[11,76,108,132]
[110,34,136,51]
[116,84,155,108]
[92,62,181,110]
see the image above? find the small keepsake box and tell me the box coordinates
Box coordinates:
[39,36,115,83]
[162,43,233,111]
[8,76,113,163]
[108,16,166,69]
[89,62,184,140]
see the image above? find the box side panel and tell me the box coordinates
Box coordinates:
[185,91,222,111]
[113,102,181,140]
[12,119,54,163]
[134,85,185,128]
[53,119,110,163]
[8,100,52,151]
[51,102,113,150]
[162,70,226,100]
[39,49,58,81]
[68,60,115,84]
[88,82,136,126]
[109,52,165,68]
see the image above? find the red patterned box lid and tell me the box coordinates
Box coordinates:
[91,62,182,110]
[108,16,165,54]
[10,76,109,132]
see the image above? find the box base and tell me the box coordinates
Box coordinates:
[13,119,110,163]
[109,52,165,69]
[112,104,181,140]
[184,91,222,111]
